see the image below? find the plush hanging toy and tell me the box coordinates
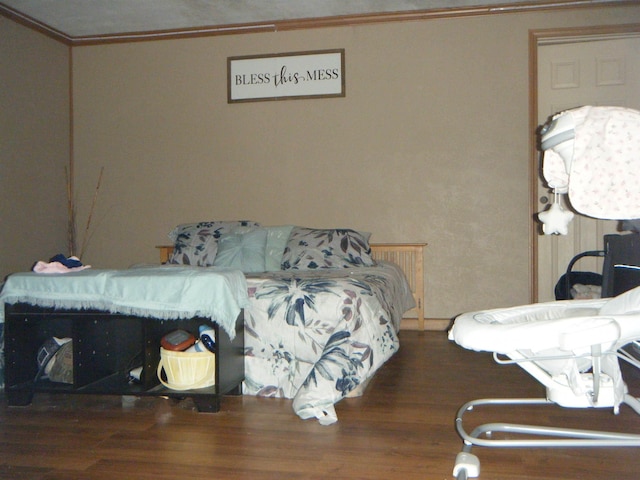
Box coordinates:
[538,192,574,235]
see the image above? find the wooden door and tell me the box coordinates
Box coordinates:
[536,36,640,302]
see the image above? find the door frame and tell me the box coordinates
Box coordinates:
[528,23,640,302]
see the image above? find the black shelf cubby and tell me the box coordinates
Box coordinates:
[4,303,244,412]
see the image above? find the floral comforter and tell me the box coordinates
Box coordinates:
[242,261,415,424]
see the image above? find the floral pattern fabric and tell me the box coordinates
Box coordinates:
[281,227,376,270]
[543,106,640,220]
[168,221,260,266]
[242,261,415,423]
[568,106,640,219]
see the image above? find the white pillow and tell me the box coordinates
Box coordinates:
[264,225,294,271]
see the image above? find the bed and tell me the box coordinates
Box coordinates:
[157,222,423,424]
[0,222,421,424]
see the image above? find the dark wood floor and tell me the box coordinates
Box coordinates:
[1,331,640,479]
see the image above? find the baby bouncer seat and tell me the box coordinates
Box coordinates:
[449,106,640,479]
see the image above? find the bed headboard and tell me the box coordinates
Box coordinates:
[369,243,425,331]
[156,242,426,330]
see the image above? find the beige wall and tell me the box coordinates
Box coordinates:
[0,17,70,280]
[4,5,640,322]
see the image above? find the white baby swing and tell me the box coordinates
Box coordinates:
[449,106,640,479]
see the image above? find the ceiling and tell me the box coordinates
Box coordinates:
[0,0,628,42]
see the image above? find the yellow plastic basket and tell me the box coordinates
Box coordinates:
[157,347,216,390]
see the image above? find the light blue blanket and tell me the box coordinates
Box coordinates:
[0,265,249,339]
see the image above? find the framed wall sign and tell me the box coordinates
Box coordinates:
[227,49,345,103]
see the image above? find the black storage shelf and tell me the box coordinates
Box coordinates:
[4,303,244,412]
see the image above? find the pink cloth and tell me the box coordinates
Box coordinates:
[33,261,91,274]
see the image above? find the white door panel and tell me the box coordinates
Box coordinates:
[537,37,640,302]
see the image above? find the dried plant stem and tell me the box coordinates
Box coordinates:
[78,166,104,261]
[65,166,77,257]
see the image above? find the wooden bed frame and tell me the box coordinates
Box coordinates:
[156,242,426,330]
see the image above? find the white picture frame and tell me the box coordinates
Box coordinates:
[228,49,345,103]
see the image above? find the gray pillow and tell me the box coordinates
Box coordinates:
[213,227,268,273]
